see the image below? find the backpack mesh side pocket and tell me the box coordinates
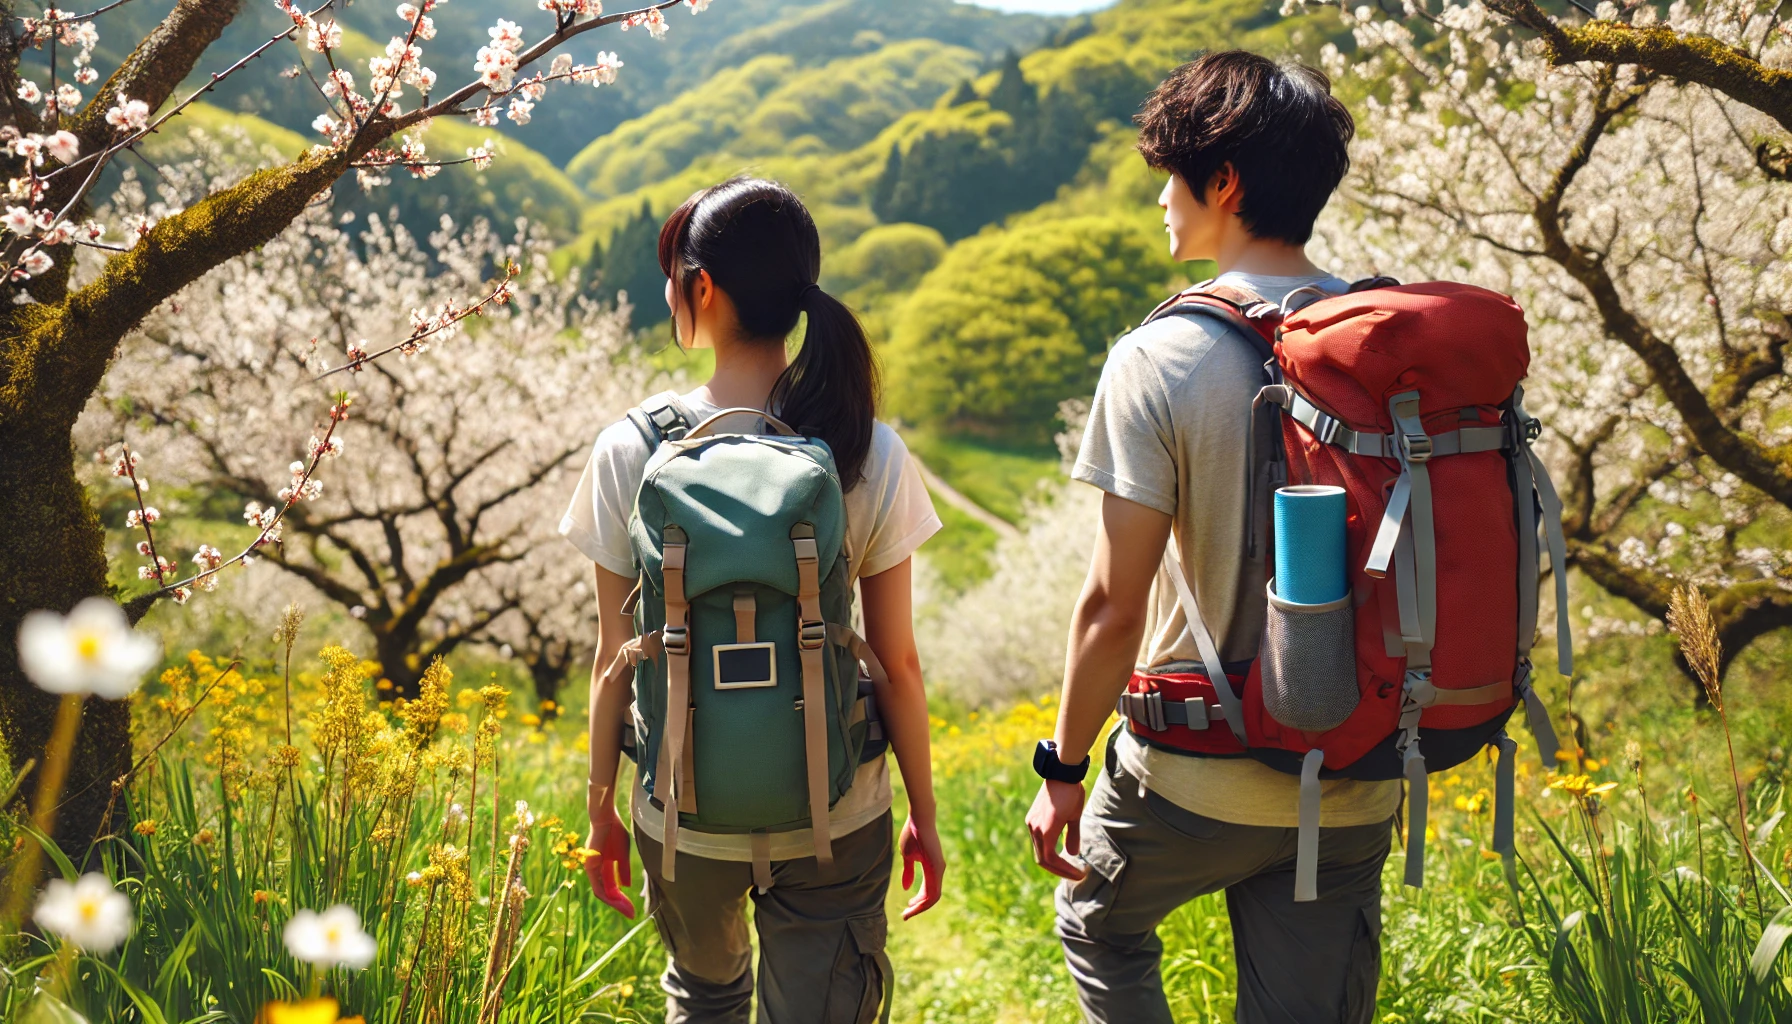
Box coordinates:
[1261,581,1357,732]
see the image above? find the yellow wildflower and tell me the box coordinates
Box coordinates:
[521,713,541,727]
[134,820,158,836]
[257,997,365,1024]
[193,828,215,846]
[551,830,597,871]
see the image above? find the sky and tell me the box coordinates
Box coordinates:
[962,0,1117,13]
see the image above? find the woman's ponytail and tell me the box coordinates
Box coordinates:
[658,178,878,488]
[770,285,876,489]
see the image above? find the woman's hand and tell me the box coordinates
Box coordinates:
[583,803,635,918]
[898,813,946,920]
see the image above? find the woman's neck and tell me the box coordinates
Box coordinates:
[696,334,789,411]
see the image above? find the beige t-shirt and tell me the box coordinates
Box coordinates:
[1073,271,1401,828]
[559,389,942,859]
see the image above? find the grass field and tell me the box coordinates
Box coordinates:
[6,587,1791,1022]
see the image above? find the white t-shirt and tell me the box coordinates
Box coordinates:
[559,389,942,860]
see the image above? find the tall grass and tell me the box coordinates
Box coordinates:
[890,696,1792,1022]
[1,647,662,1023]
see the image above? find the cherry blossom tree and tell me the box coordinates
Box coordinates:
[0,0,719,849]
[1301,0,1792,684]
[81,194,647,701]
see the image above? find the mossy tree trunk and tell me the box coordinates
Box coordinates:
[0,0,402,853]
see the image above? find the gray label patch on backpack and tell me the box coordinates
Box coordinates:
[713,642,778,689]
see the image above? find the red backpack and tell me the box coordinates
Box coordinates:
[1114,278,1568,900]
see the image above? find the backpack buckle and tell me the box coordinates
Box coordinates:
[798,619,826,651]
[662,626,689,656]
[1398,430,1432,465]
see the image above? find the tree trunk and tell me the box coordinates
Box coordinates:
[373,626,427,699]
[0,415,132,861]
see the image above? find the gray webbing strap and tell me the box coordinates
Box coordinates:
[1511,396,1541,654]
[1515,661,1560,765]
[1162,546,1247,744]
[1295,748,1325,902]
[1492,732,1517,861]
[1391,392,1438,661]
[1402,738,1428,888]
[1276,389,1508,460]
[1116,692,1211,731]
[1365,470,1411,580]
[1526,447,1574,679]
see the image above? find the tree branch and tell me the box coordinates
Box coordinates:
[1484,0,1792,133]
[1529,72,1792,511]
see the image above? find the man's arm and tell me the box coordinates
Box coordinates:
[1027,492,1173,879]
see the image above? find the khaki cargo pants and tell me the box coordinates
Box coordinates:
[1056,737,1392,1024]
[635,811,894,1024]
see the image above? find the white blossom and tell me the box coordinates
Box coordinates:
[33,874,133,954]
[105,96,151,132]
[17,597,159,699]
[283,905,377,969]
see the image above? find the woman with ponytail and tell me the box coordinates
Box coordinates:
[560,177,946,1022]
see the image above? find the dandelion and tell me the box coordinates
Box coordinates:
[33,873,133,954]
[283,904,377,969]
[17,597,159,699]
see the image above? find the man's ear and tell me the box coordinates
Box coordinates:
[1208,162,1244,214]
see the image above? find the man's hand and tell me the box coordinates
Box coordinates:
[1026,778,1088,881]
[583,805,635,918]
[898,813,946,920]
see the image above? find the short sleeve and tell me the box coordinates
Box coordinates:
[1072,330,1179,516]
[852,424,942,580]
[558,418,651,578]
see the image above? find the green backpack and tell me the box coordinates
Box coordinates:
[623,394,887,889]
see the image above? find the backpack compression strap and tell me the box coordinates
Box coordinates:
[655,526,695,881]
[791,523,835,873]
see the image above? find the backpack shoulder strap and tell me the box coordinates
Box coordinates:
[1142,281,1282,364]
[627,391,697,448]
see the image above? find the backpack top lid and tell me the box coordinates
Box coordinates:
[630,431,849,600]
[1276,281,1531,433]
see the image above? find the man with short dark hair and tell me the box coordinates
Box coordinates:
[1024,51,1396,1023]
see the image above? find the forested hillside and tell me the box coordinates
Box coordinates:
[54,0,1052,245]
[561,0,1344,449]
[48,0,1339,451]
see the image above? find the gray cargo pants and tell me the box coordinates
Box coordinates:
[635,812,894,1024]
[1056,739,1392,1024]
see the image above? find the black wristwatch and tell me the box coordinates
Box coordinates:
[1033,740,1090,784]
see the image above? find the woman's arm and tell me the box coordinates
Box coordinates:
[859,557,945,919]
[584,563,640,917]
